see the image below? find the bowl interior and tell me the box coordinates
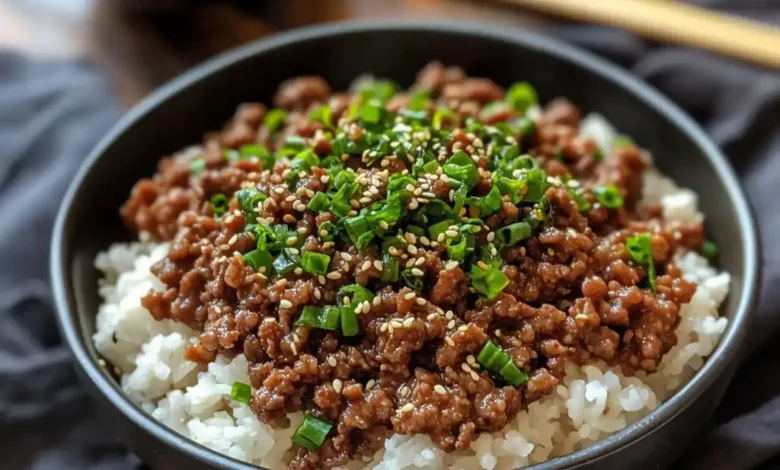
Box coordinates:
[53,21,757,470]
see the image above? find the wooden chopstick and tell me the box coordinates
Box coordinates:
[491,0,780,69]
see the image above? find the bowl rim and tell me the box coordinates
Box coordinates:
[51,19,760,470]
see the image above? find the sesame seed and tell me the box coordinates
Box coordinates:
[470,371,480,381]
[404,292,416,300]
[487,232,495,242]
[350,199,361,208]
[327,272,342,280]
[294,267,303,275]
[343,296,351,306]
[437,233,445,243]
[458,325,468,332]
[405,258,415,268]
[228,234,238,245]
[319,229,328,237]
[404,233,416,244]
[373,260,383,270]
[420,236,430,246]
[219,244,230,251]
[274,187,285,194]
[434,385,447,395]
[318,275,326,285]
[389,247,399,256]
[295,204,306,212]
[379,220,389,230]
[407,245,418,254]
[388,324,395,334]
[462,363,472,373]
[445,337,455,346]
[285,195,296,202]
[548,248,555,256]
[361,260,372,271]
[467,355,476,366]
[280,300,293,308]
[445,230,458,238]
[380,323,388,332]
[297,227,308,234]
[287,237,297,246]
[477,261,489,270]
[411,268,424,277]
[445,311,454,320]
[360,197,372,204]
[314,289,322,299]
[400,403,414,413]
[290,342,298,355]
[415,297,425,306]
[373,296,382,306]
[333,379,343,393]
[445,261,459,270]
[366,379,376,389]
[341,252,353,262]
[447,320,456,329]
[403,317,414,327]
[415,257,426,266]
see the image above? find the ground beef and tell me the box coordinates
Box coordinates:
[120,63,704,470]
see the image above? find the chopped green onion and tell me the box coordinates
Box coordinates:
[223,149,239,160]
[190,157,205,176]
[295,305,340,330]
[518,117,536,137]
[264,108,287,133]
[307,192,329,212]
[432,107,455,130]
[443,151,479,189]
[292,414,333,451]
[701,240,718,263]
[309,105,332,127]
[337,284,373,336]
[230,381,252,404]
[239,144,274,170]
[593,184,624,209]
[429,220,452,242]
[625,233,656,291]
[592,147,604,162]
[495,222,532,247]
[471,263,509,299]
[401,269,424,291]
[210,194,229,216]
[382,253,399,282]
[273,248,300,275]
[243,249,274,274]
[612,135,634,148]
[506,82,538,114]
[477,341,529,387]
[301,251,331,275]
[360,100,383,124]
[359,79,397,104]
[236,188,266,215]
[343,215,369,245]
[408,90,430,110]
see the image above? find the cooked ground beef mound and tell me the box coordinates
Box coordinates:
[122,62,703,470]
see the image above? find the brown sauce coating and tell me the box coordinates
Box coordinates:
[123,63,702,470]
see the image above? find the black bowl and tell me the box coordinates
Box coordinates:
[51,20,760,470]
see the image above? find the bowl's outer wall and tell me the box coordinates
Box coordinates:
[54,23,756,470]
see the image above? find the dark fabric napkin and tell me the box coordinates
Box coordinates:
[2,3,779,469]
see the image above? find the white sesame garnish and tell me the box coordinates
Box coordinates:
[445,261,459,270]
[447,320,456,329]
[415,297,425,305]
[403,317,414,328]
[280,300,293,308]
[327,272,342,280]
[328,357,337,367]
[445,337,455,346]
[341,252,353,262]
[414,257,426,266]
[407,245,418,255]
[400,403,414,413]
[411,268,424,277]
[403,292,416,300]
[434,385,447,395]
[333,379,343,393]
[361,260,372,271]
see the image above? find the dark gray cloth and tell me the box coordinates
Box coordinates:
[1,9,780,470]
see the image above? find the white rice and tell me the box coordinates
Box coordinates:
[93,114,730,470]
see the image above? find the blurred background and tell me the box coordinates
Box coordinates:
[0,0,554,105]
